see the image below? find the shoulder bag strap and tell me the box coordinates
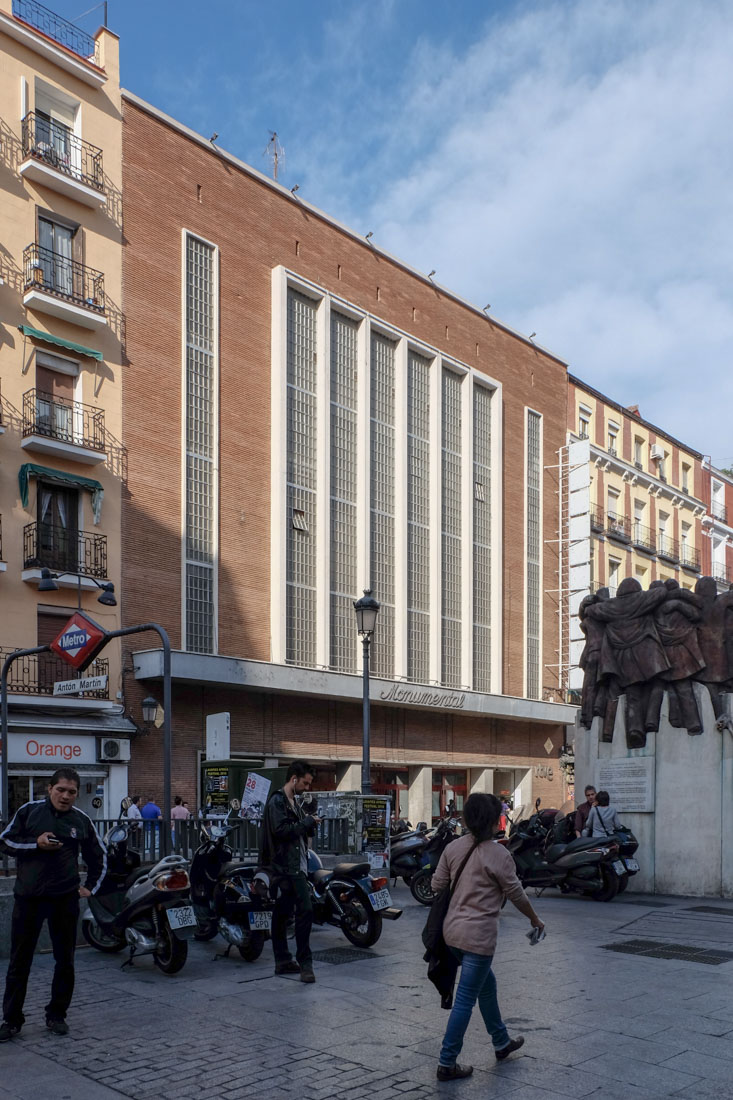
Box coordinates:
[589,807,611,836]
[449,839,482,897]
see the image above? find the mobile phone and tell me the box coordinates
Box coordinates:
[526,927,546,946]
[46,836,62,846]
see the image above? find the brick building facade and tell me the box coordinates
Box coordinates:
[120,92,575,823]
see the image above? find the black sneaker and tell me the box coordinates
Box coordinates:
[0,1022,20,1042]
[274,960,301,975]
[437,1064,473,1081]
[496,1036,524,1061]
[300,966,316,983]
[46,1018,69,1036]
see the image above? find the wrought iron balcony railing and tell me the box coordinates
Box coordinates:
[711,502,728,524]
[606,511,631,542]
[680,547,701,572]
[657,535,680,563]
[23,244,105,314]
[713,567,732,588]
[23,389,105,452]
[632,521,656,554]
[590,503,605,532]
[12,0,97,61]
[24,521,107,578]
[22,111,104,193]
[0,646,109,698]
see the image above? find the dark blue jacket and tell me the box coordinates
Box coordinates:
[0,797,107,898]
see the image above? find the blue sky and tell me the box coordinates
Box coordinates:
[58,0,733,464]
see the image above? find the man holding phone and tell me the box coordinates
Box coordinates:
[0,768,106,1041]
[260,761,321,983]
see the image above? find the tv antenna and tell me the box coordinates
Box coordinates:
[264,131,285,181]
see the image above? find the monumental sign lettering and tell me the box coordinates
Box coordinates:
[49,611,107,672]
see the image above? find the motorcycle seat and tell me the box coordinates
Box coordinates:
[331,861,371,878]
[124,864,155,887]
[311,869,331,886]
[546,837,606,862]
[220,861,258,879]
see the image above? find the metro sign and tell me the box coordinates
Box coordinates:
[50,611,107,671]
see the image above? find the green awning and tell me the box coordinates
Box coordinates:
[18,324,103,362]
[19,464,104,524]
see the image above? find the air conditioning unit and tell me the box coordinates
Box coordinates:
[650,444,664,460]
[99,737,131,762]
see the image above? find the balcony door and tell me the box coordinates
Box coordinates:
[36,364,74,442]
[38,216,74,297]
[38,483,78,573]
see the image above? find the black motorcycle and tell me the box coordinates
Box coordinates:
[190,824,274,961]
[306,850,402,946]
[83,823,194,974]
[408,818,460,905]
[507,800,626,902]
[389,822,429,887]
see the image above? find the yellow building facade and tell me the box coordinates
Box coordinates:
[0,0,131,817]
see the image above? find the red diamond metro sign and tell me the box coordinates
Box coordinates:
[50,611,107,672]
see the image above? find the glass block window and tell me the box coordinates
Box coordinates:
[473,385,492,691]
[526,410,542,699]
[441,368,462,687]
[184,235,216,653]
[407,351,431,682]
[330,312,358,672]
[286,289,318,666]
[370,331,396,678]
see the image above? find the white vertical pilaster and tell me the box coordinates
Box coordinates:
[315,295,331,669]
[394,337,409,679]
[429,357,442,684]
[270,267,289,663]
[461,373,473,688]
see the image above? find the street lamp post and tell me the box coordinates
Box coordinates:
[353,588,380,796]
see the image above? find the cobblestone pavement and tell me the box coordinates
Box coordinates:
[2,883,733,1099]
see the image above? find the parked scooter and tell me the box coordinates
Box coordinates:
[549,808,640,893]
[82,823,194,973]
[408,817,460,905]
[306,849,402,946]
[507,799,626,902]
[189,823,274,961]
[389,822,429,886]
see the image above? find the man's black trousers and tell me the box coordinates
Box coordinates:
[3,891,79,1027]
[271,872,313,968]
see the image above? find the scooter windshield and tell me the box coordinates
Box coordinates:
[553,800,576,823]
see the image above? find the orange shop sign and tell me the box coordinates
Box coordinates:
[1,733,97,765]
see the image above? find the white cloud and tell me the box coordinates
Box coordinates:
[294,0,733,463]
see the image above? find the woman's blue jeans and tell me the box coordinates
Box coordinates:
[439,948,509,1067]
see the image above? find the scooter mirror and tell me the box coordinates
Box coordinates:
[534,798,541,811]
[105,826,127,845]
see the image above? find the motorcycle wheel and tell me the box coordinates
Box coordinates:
[153,924,188,974]
[588,865,620,903]
[237,932,265,962]
[617,873,630,894]
[193,918,219,942]
[82,919,125,953]
[410,869,436,906]
[341,898,382,947]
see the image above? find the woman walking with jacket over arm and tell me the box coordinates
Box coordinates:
[431,792,545,1081]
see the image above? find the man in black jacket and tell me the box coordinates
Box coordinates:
[0,767,106,1040]
[260,761,320,983]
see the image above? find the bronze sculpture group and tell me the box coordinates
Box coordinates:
[578,576,733,748]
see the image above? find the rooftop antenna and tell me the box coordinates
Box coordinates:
[264,131,284,182]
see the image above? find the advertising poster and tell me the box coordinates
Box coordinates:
[361,796,390,870]
[239,772,272,823]
[203,766,229,809]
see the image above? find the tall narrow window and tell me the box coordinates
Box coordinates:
[184,235,216,653]
[407,350,430,682]
[473,385,492,691]
[370,332,396,677]
[441,369,462,687]
[286,289,318,665]
[329,312,358,672]
[526,410,542,700]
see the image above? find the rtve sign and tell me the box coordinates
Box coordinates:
[50,611,107,672]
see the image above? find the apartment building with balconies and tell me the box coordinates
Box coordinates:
[564,375,706,693]
[701,462,733,589]
[0,0,131,818]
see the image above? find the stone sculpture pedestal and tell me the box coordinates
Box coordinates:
[574,686,733,897]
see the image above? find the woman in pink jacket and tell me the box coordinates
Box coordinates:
[431,793,545,1081]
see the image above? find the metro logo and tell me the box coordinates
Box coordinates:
[50,611,107,671]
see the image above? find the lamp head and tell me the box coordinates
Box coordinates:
[141,696,158,725]
[38,568,59,593]
[97,581,117,607]
[354,588,380,636]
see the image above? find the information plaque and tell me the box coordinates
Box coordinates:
[596,757,654,812]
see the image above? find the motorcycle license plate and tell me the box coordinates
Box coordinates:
[612,860,626,876]
[166,905,196,930]
[248,911,272,931]
[368,888,392,911]
[624,858,639,872]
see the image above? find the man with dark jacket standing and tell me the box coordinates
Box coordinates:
[260,761,320,983]
[0,767,106,1040]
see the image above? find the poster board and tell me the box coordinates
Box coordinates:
[360,796,391,870]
